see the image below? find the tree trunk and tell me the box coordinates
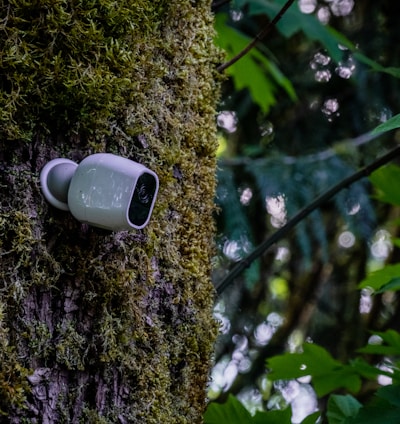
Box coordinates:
[0,1,220,422]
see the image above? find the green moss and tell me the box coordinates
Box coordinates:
[81,409,110,424]
[28,321,53,361]
[56,320,87,370]
[0,0,168,141]
[0,302,31,415]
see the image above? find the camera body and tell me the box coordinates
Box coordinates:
[40,153,159,231]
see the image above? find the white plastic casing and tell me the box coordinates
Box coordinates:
[67,153,159,231]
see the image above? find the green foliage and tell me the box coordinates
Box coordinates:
[216,0,400,115]
[210,2,400,424]
[205,143,400,424]
[371,113,400,135]
[217,154,375,266]
[327,395,362,424]
[369,164,400,206]
[267,343,362,396]
[327,386,400,424]
[235,0,344,62]
[214,13,296,113]
[359,264,400,293]
[204,394,292,424]
[206,330,400,423]
[358,329,400,359]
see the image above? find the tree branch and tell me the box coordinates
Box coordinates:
[219,130,380,167]
[217,0,297,73]
[216,144,400,295]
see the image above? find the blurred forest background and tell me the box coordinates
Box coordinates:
[207,0,400,422]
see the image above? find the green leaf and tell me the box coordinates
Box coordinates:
[300,411,320,424]
[267,343,339,380]
[369,164,400,206]
[267,343,361,396]
[313,368,361,397]
[375,278,400,294]
[376,385,400,408]
[252,407,292,424]
[348,385,400,424]
[371,113,400,135]
[327,394,362,424]
[214,13,297,112]
[204,395,252,424]
[358,264,400,291]
[204,395,292,424]
[351,405,400,424]
[350,357,398,382]
[357,329,400,358]
[353,52,400,78]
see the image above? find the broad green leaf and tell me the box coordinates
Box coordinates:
[369,164,400,206]
[358,264,400,291]
[214,13,297,112]
[313,368,361,397]
[349,385,400,424]
[252,407,292,424]
[267,343,340,380]
[327,394,362,424]
[204,395,252,424]
[204,395,292,424]
[358,344,400,356]
[375,278,400,294]
[267,343,361,396]
[353,409,400,424]
[371,329,400,348]
[350,357,399,382]
[300,411,320,424]
[376,385,400,408]
[351,405,400,424]
[371,113,400,135]
[358,330,400,357]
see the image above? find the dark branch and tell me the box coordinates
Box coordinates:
[217,0,297,73]
[216,144,400,295]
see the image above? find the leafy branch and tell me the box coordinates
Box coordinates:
[216,143,400,295]
[217,0,297,72]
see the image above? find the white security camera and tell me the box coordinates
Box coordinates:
[40,153,159,231]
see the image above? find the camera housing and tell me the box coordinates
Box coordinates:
[40,153,159,231]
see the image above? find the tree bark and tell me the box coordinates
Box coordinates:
[0,1,220,422]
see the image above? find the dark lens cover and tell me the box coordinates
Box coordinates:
[128,172,157,227]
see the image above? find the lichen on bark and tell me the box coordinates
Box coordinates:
[0,1,220,422]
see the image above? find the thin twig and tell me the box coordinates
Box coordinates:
[216,144,400,295]
[219,131,380,167]
[217,0,297,73]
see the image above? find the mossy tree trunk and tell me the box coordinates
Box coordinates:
[0,1,220,422]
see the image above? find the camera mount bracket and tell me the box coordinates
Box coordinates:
[40,158,78,211]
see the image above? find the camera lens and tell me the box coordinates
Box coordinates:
[128,172,157,227]
[136,180,152,204]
